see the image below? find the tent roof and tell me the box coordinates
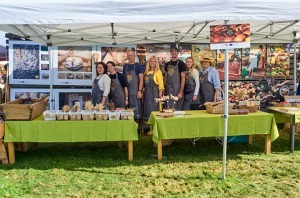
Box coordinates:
[0,0,300,46]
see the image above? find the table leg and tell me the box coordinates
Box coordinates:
[128,141,133,161]
[248,135,253,144]
[157,140,162,160]
[265,134,271,155]
[8,142,15,164]
[22,143,28,152]
[118,141,123,149]
[290,116,295,153]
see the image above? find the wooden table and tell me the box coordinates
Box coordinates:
[148,110,279,160]
[4,116,138,164]
[267,107,299,153]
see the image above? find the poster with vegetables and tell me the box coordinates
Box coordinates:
[191,44,216,70]
[266,44,291,78]
[241,44,267,79]
[217,48,241,80]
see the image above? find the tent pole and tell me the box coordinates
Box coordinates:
[222,48,229,180]
[294,41,297,95]
[48,46,54,110]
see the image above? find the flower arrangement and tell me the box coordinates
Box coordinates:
[155,94,179,113]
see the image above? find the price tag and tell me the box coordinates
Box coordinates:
[247,101,255,107]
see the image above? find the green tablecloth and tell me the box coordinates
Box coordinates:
[4,115,138,142]
[268,107,300,123]
[148,110,279,143]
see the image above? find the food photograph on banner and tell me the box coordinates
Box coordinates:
[216,48,242,80]
[53,46,95,85]
[8,40,50,85]
[54,89,92,110]
[99,45,135,73]
[266,44,291,79]
[192,44,216,70]
[222,81,259,104]
[241,44,267,79]
[137,44,170,72]
[10,88,51,110]
[210,24,250,50]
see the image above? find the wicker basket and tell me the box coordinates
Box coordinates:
[205,101,234,114]
[237,105,258,113]
[0,95,48,120]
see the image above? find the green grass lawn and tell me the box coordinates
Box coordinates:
[1,129,300,197]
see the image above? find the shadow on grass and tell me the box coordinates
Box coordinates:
[1,130,299,171]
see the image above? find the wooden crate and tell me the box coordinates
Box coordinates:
[0,95,48,120]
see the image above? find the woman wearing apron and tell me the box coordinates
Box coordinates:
[92,62,111,106]
[199,56,221,109]
[183,57,200,110]
[107,61,128,108]
[143,56,164,120]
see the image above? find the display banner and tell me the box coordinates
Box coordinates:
[210,24,250,50]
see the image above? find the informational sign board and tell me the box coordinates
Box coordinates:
[210,24,250,50]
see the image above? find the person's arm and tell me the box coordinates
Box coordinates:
[193,69,200,101]
[178,62,187,99]
[155,71,164,98]
[212,69,221,102]
[101,75,111,105]
[178,71,185,99]
[137,64,144,99]
[124,87,129,106]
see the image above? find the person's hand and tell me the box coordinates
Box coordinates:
[137,91,143,99]
[192,95,198,102]
[125,98,129,106]
[177,92,183,99]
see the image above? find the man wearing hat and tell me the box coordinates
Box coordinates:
[199,56,221,107]
[164,47,187,110]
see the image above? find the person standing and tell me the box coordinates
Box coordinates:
[183,57,200,110]
[92,62,111,106]
[164,47,187,110]
[107,61,128,108]
[143,56,164,120]
[123,50,144,120]
[199,56,221,107]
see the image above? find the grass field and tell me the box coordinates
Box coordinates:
[1,129,300,197]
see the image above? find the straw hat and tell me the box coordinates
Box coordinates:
[200,56,214,65]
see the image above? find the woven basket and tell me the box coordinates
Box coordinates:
[205,101,225,114]
[237,105,258,113]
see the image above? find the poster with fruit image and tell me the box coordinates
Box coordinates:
[191,44,216,70]
[241,44,267,79]
[210,24,250,49]
[266,44,291,78]
[216,48,241,80]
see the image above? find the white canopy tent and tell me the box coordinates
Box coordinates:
[0,0,300,179]
[0,0,299,46]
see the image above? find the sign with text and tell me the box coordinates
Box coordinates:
[210,24,250,50]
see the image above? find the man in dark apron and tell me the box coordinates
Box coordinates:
[164,47,187,110]
[123,50,144,120]
[107,61,128,108]
[199,56,221,109]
